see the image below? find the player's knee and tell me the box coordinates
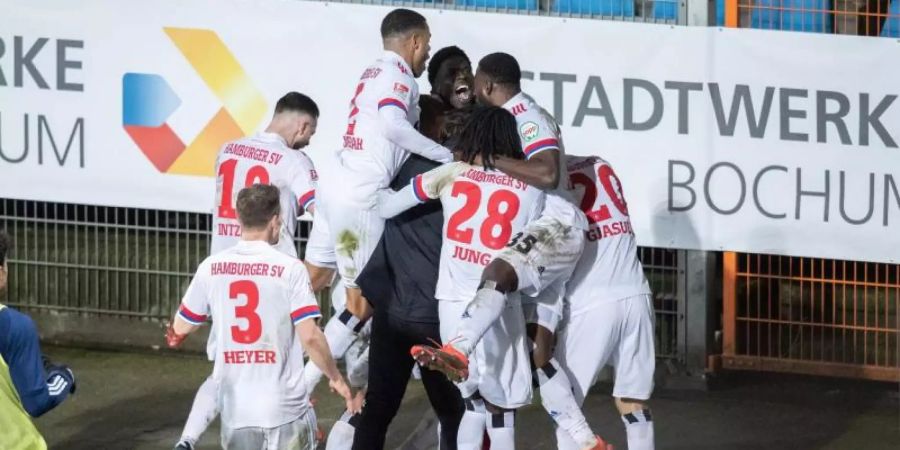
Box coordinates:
[526,324,554,368]
[614,397,649,415]
[481,259,517,293]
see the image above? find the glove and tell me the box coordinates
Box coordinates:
[46,363,76,395]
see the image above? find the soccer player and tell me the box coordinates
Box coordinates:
[174,92,320,450]
[413,53,611,450]
[556,155,656,450]
[378,106,540,450]
[167,184,355,450]
[0,231,76,450]
[318,8,452,332]
[427,46,475,109]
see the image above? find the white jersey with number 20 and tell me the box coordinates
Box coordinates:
[178,240,322,430]
[411,162,545,302]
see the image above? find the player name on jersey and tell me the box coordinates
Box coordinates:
[451,244,493,267]
[222,349,277,365]
[222,142,286,165]
[209,262,286,278]
[585,221,634,242]
[460,168,529,191]
[217,223,242,237]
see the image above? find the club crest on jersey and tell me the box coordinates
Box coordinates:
[393,82,410,95]
[520,122,540,143]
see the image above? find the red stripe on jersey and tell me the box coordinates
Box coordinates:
[378,98,408,113]
[413,175,429,202]
[291,305,321,323]
[298,190,315,209]
[524,138,559,158]
[178,305,207,324]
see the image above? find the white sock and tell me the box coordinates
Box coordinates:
[485,410,515,450]
[304,313,358,392]
[180,376,218,445]
[536,359,595,448]
[454,288,506,356]
[622,409,655,450]
[346,339,370,389]
[457,397,487,450]
[325,420,356,450]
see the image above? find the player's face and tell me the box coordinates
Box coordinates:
[434,55,474,109]
[410,28,431,78]
[291,115,318,150]
[473,69,494,106]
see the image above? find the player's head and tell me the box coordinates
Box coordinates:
[455,106,523,170]
[236,184,282,246]
[419,94,451,142]
[0,230,8,292]
[428,46,474,109]
[270,92,319,150]
[381,8,431,78]
[474,52,522,107]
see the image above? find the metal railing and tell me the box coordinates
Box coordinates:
[722,252,900,381]
[309,0,683,24]
[725,0,900,36]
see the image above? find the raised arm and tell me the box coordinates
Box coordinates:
[379,104,452,163]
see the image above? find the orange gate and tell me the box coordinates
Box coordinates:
[722,252,900,381]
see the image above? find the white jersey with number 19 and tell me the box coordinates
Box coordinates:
[410,162,545,302]
[211,132,317,258]
[177,240,322,430]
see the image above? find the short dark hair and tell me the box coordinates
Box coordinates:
[275,92,319,118]
[427,46,470,86]
[381,8,428,39]
[478,52,521,88]
[0,231,9,266]
[236,184,281,229]
[455,106,523,171]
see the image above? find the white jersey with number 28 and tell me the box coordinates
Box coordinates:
[411,162,545,302]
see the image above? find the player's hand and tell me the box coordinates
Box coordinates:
[351,387,366,413]
[46,363,76,395]
[329,377,359,414]
[164,321,187,349]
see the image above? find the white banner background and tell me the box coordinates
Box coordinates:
[2,0,899,262]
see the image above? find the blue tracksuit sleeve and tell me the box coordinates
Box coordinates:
[0,307,70,417]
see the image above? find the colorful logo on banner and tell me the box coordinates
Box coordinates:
[122,28,267,176]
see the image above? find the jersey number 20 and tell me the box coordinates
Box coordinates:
[570,165,629,224]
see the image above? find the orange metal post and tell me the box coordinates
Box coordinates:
[723,251,738,357]
[725,0,739,27]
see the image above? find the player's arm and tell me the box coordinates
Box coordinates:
[376,162,457,218]
[377,79,452,163]
[290,266,358,413]
[166,271,209,348]
[492,149,561,190]
[289,158,317,218]
[0,309,75,417]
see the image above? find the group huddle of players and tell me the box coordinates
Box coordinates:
[164,7,656,450]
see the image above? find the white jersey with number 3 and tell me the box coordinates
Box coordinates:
[211,132,317,257]
[178,240,322,429]
[411,162,545,302]
[566,156,651,314]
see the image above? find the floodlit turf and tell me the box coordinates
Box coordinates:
[34,346,900,450]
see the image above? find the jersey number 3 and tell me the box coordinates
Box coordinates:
[230,280,262,344]
[446,181,520,250]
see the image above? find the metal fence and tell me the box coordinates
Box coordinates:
[722,252,900,381]
[0,198,684,361]
[308,0,683,23]
[726,0,900,36]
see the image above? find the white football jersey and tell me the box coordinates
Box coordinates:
[411,162,545,302]
[503,92,588,231]
[211,132,317,258]
[336,51,421,206]
[566,156,651,314]
[178,240,322,429]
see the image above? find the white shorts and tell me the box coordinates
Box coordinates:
[556,294,656,402]
[439,298,532,410]
[496,215,584,298]
[221,412,317,450]
[522,278,565,333]
[322,205,384,289]
[304,211,337,270]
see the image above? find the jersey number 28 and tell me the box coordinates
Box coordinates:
[446,181,520,250]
